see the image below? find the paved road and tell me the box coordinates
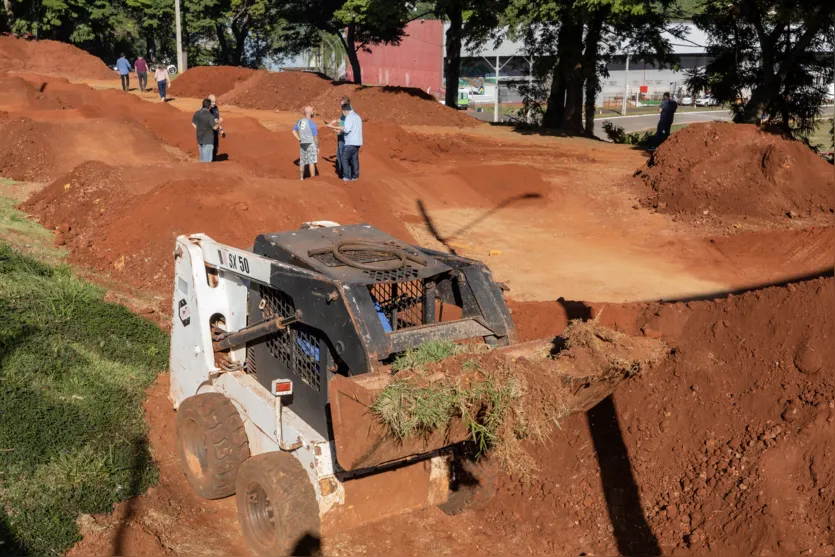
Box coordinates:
[467,105,835,137]
[594,109,732,135]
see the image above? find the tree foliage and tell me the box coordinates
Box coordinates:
[693,0,834,136]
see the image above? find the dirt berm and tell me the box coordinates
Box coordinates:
[636,122,835,223]
[0,36,114,80]
[174,66,478,127]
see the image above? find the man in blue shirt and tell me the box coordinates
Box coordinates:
[654,92,678,145]
[337,103,362,182]
[116,53,132,92]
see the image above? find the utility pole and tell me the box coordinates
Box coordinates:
[621,53,630,115]
[494,54,500,123]
[175,0,185,73]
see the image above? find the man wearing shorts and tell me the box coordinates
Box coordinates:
[292,106,319,180]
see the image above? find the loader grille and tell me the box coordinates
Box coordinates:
[369,279,426,330]
[260,286,323,392]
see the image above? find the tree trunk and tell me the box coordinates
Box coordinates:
[443,4,463,109]
[216,24,231,64]
[232,26,247,66]
[542,10,583,131]
[560,15,584,133]
[2,0,14,31]
[542,68,566,128]
[736,78,779,123]
[583,9,606,136]
[344,23,362,84]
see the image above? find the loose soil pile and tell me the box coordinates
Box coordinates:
[174,66,478,127]
[170,66,256,99]
[372,322,667,475]
[472,275,835,555]
[636,122,835,222]
[0,37,114,80]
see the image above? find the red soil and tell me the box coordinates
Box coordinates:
[1,40,834,557]
[334,274,835,556]
[220,70,336,111]
[636,122,835,223]
[170,66,256,99]
[0,36,114,80]
[174,66,478,127]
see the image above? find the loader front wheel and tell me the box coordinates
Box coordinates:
[176,393,249,499]
[236,452,321,556]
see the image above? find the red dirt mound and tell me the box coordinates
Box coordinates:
[171,66,256,99]
[636,122,835,222]
[220,71,334,111]
[0,37,114,80]
[22,163,418,294]
[479,275,835,555]
[0,117,56,181]
[170,66,478,127]
[313,83,478,127]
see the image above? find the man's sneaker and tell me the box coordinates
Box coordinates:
[351,177,359,181]
[343,177,351,182]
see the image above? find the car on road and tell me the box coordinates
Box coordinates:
[695,95,720,107]
[680,95,693,105]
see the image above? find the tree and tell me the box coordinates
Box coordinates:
[694,0,835,135]
[506,0,678,134]
[184,0,292,67]
[283,0,418,84]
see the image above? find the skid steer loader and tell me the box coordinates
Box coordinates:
[169,223,518,555]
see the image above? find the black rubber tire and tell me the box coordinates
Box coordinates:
[235,452,321,557]
[176,392,249,500]
[438,457,498,515]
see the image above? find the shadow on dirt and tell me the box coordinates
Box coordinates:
[416,193,543,256]
[587,396,661,556]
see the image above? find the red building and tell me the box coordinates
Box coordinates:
[346,20,444,94]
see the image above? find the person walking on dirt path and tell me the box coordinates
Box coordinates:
[116,53,132,91]
[654,92,678,145]
[337,103,362,182]
[154,64,170,102]
[192,99,221,163]
[326,96,350,178]
[292,106,320,180]
[208,94,226,161]
[134,56,148,92]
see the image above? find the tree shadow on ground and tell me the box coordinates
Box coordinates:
[587,396,661,556]
[416,193,543,256]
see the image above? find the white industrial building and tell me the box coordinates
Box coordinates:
[446,21,711,106]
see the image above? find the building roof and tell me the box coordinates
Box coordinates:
[443,21,709,58]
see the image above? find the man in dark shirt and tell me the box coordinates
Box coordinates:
[655,92,678,145]
[208,94,225,161]
[191,99,221,163]
[134,56,148,92]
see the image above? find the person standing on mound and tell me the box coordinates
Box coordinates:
[336,103,362,182]
[292,106,319,180]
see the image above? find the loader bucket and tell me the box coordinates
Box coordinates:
[328,372,472,471]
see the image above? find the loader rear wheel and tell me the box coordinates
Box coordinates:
[235,452,321,556]
[438,456,498,515]
[176,393,249,500]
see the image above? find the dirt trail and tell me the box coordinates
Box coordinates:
[0,39,833,557]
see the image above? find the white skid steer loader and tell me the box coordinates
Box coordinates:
[168,223,518,555]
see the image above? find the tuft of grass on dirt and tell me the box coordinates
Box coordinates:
[370,372,522,455]
[0,243,169,556]
[391,340,459,372]
[372,318,667,477]
[0,194,63,264]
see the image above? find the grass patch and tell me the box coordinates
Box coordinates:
[391,340,459,372]
[0,243,169,555]
[369,373,521,455]
[0,187,63,265]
